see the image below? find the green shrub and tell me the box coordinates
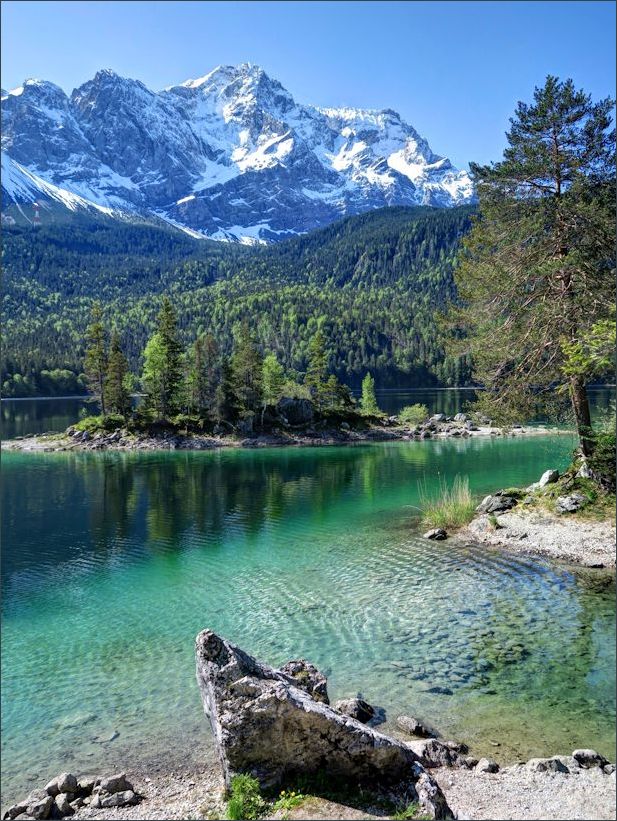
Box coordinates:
[588,430,616,493]
[226,774,266,821]
[399,404,429,426]
[419,475,476,530]
[74,414,125,433]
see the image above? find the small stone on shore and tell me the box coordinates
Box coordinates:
[424,528,447,540]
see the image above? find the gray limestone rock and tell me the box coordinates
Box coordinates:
[572,749,610,769]
[475,758,499,773]
[412,765,452,819]
[396,715,437,738]
[54,775,77,796]
[526,757,570,773]
[333,698,375,724]
[24,791,53,821]
[97,773,133,794]
[423,528,447,541]
[278,659,329,704]
[194,629,452,818]
[476,495,517,514]
[98,790,138,808]
[527,469,560,491]
[53,794,73,817]
[406,738,464,768]
[556,493,587,514]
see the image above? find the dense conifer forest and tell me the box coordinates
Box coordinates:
[2,205,474,396]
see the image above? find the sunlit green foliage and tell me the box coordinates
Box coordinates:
[398,404,429,426]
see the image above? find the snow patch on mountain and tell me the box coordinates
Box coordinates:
[2,63,475,241]
[1,151,115,215]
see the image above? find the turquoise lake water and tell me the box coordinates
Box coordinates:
[2,425,615,806]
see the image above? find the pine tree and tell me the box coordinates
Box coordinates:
[444,76,615,455]
[360,372,380,416]
[84,302,108,416]
[142,296,184,419]
[261,353,286,424]
[213,356,235,424]
[231,322,263,417]
[187,333,220,416]
[305,330,329,412]
[104,331,131,417]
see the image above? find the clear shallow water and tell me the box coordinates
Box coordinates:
[2,433,615,806]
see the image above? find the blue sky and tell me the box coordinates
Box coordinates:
[1,1,615,168]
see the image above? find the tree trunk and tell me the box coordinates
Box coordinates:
[569,374,594,456]
[100,373,106,417]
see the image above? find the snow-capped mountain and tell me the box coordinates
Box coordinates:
[1,64,474,241]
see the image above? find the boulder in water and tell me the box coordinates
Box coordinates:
[334,697,375,724]
[194,629,452,817]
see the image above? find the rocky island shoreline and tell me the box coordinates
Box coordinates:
[4,409,565,454]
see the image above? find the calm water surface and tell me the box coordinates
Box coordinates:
[2,421,615,805]
[2,387,614,440]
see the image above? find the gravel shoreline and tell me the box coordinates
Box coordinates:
[463,509,616,568]
[23,754,614,821]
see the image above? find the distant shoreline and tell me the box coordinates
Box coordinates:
[2,385,613,402]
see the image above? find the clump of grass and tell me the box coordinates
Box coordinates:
[272,789,306,814]
[226,775,267,820]
[419,475,476,530]
[392,800,431,820]
[487,513,502,530]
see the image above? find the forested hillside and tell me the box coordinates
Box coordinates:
[2,205,474,396]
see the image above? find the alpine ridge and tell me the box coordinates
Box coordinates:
[1,64,475,242]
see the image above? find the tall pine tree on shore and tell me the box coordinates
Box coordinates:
[104,331,131,417]
[142,296,184,419]
[187,333,220,417]
[444,76,615,455]
[84,302,108,416]
[214,356,235,424]
[231,322,263,418]
[305,330,329,412]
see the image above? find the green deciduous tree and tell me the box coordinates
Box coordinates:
[84,302,108,415]
[261,353,286,423]
[360,372,380,416]
[444,76,615,455]
[104,331,131,417]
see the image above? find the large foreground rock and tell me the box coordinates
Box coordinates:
[195,630,452,817]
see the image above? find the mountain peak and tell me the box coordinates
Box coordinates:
[2,64,475,242]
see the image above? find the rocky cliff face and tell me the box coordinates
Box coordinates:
[2,64,474,241]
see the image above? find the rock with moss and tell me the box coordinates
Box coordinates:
[194,629,452,818]
[278,659,329,704]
